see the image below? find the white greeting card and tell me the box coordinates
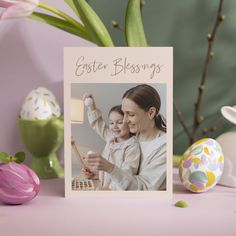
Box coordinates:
[64,47,173,198]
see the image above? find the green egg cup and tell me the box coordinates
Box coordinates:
[18,116,64,179]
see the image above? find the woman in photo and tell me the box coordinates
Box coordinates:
[84,84,167,191]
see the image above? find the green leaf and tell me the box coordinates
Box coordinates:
[125,0,147,46]
[29,12,94,43]
[174,200,188,208]
[14,152,26,164]
[65,0,81,18]
[72,0,114,46]
[0,152,10,164]
[173,155,183,167]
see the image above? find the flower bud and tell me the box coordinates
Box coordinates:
[219,15,225,22]
[111,20,118,28]
[207,33,212,41]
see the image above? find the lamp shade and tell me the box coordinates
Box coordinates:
[71,98,84,124]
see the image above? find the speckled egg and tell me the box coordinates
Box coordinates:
[179,138,224,193]
[20,87,61,120]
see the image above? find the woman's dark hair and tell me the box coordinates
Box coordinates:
[122,84,166,133]
[108,105,124,117]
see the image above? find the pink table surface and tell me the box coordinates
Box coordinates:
[1,168,236,236]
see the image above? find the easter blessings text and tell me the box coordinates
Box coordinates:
[75,56,162,79]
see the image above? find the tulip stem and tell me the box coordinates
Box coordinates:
[38,2,85,31]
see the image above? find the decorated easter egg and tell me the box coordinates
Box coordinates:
[179,138,224,193]
[84,97,93,107]
[87,150,96,155]
[20,87,61,120]
[0,162,40,205]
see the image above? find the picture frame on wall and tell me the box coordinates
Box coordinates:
[64,47,173,198]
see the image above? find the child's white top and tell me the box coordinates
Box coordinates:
[88,109,141,190]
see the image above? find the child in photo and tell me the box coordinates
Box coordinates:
[83,95,141,190]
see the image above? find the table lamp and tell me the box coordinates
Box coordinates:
[71,98,85,166]
[71,98,84,124]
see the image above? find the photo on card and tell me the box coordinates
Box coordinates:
[64,47,173,198]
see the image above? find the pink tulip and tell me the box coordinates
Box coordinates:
[0,0,38,20]
[0,162,40,205]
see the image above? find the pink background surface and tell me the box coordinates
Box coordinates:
[1,169,236,236]
[1,2,236,235]
[0,1,93,157]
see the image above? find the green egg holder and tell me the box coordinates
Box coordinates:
[18,116,64,179]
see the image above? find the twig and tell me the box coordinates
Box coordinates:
[192,0,225,141]
[202,116,224,137]
[111,20,124,32]
[140,0,146,11]
[174,101,192,142]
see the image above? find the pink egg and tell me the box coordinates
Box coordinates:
[0,162,40,205]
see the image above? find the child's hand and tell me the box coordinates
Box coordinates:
[82,166,97,179]
[83,94,96,111]
[86,153,115,174]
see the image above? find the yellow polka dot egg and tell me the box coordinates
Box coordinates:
[179,138,224,193]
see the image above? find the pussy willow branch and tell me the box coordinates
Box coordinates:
[202,117,224,137]
[174,102,192,142]
[191,0,225,142]
[175,0,225,144]
[141,0,146,10]
[111,20,124,32]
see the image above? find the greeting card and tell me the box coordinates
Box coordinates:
[64,47,173,198]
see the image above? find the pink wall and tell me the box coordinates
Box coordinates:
[0,3,93,158]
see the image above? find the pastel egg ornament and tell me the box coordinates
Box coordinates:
[84,97,93,107]
[179,138,224,193]
[0,152,40,205]
[20,87,61,120]
[20,93,53,120]
[19,87,64,179]
[35,87,61,117]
